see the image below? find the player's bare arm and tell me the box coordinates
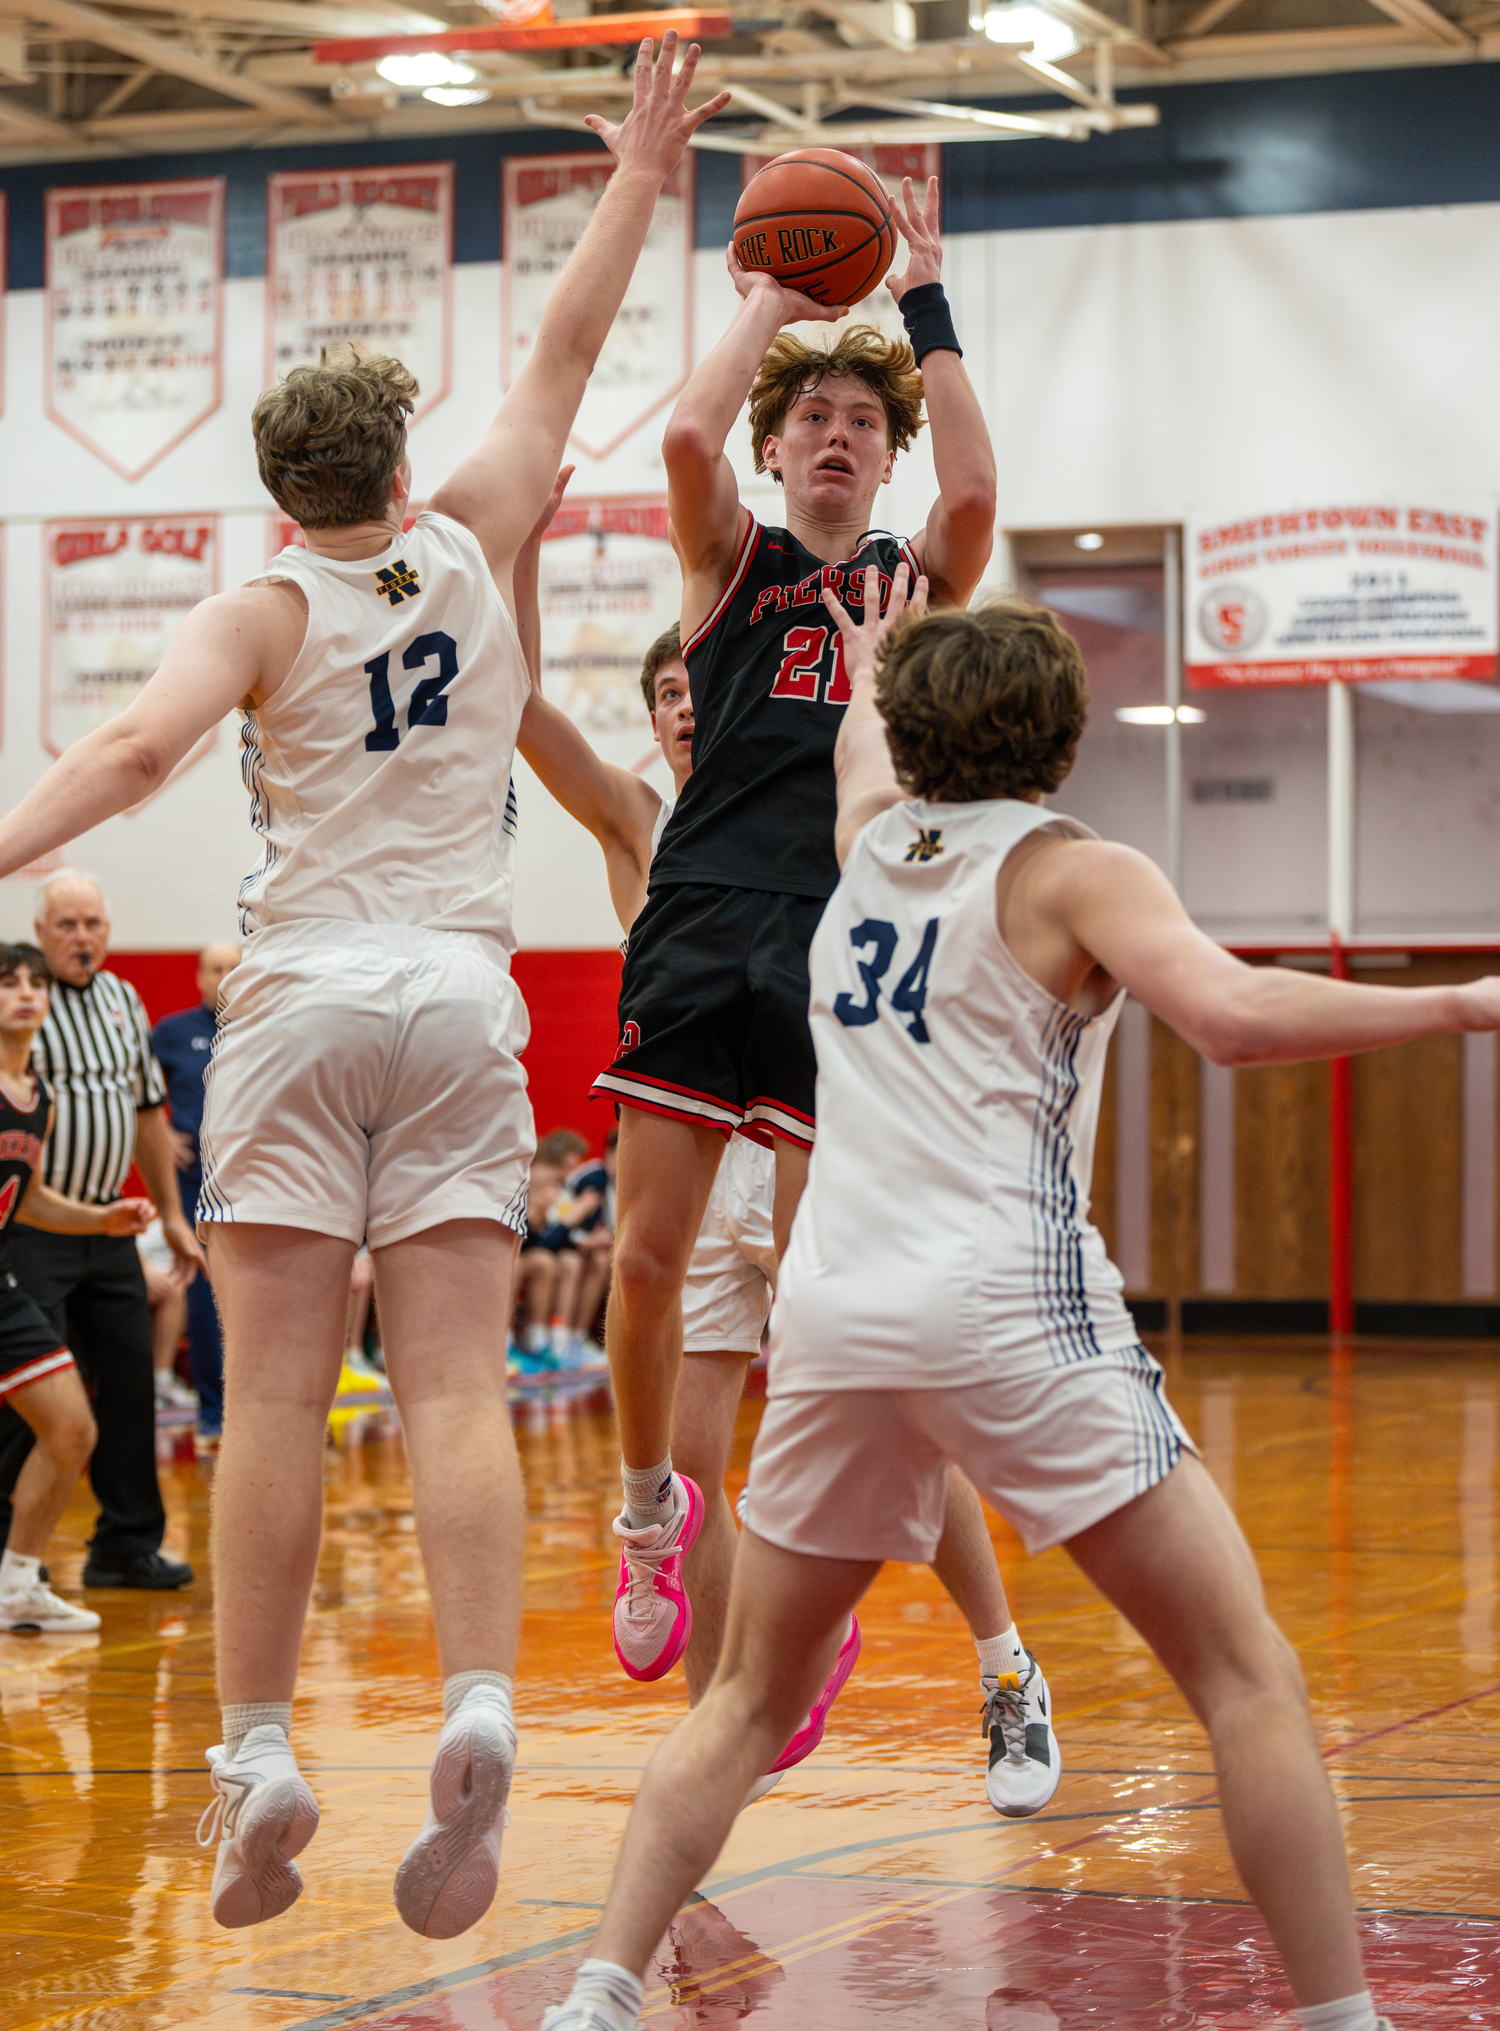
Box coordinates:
[825,562,927,865]
[17,1173,152,1238]
[0,584,303,883]
[664,255,842,638]
[884,178,996,609]
[1010,836,1500,1058]
[430,34,729,594]
[512,465,664,930]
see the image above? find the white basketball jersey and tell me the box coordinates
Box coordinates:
[237,511,527,948]
[770,796,1140,1394]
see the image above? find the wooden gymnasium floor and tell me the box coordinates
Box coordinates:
[4,1340,1498,2031]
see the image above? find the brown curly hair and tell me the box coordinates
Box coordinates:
[748,325,924,483]
[876,598,1090,803]
[639,621,683,714]
[252,348,417,529]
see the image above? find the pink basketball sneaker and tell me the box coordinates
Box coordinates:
[768,1613,861,1775]
[612,1473,704,1681]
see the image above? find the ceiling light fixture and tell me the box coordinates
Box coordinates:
[376,51,477,87]
[423,84,490,104]
[981,5,1081,61]
[1116,705,1206,725]
[1073,530,1105,550]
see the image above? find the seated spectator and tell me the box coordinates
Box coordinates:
[514,1131,591,1368]
[139,1219,194,1415]
[562,1128,616,1348]
[343,1247,382,1379]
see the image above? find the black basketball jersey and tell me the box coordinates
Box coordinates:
[650,516,922,903]
[0,1073,48,1236]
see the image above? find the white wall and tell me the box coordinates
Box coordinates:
[0,198,1497,947]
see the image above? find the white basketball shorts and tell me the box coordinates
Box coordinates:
[682,1136,778,1356]
[745,1346,1197,1558]
[198,920,534,1249]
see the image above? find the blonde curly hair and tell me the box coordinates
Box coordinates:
[252,347,417,529]
[748,325,925,482]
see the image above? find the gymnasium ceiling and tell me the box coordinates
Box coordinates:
[0,0,1491,166]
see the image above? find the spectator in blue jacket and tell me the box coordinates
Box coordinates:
[150,944,239,1452]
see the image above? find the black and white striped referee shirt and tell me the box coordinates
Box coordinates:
[30,972,167,1205]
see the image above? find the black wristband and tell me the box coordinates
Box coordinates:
[899,281,961,364]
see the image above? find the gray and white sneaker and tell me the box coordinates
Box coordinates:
[197,1723,319,1928]
[541,1961,644,2031]
[0,1579,100,1634]
[395,1695,516,1938]
[983,1650,1061,1817]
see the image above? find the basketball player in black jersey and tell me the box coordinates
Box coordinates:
[0,944,152,1635]
[590,176,997,1681]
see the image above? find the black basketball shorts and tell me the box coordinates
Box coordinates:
[590,884,826,1151]
[0,1271,74,1401]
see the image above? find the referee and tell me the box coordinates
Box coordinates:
[0,872,205,1589]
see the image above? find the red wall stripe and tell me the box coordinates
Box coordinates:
[109,947,624,1157]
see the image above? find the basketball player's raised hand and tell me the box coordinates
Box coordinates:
[726,243,846,326]
[583,33,731,178]
[884,175,943,303]
[822,561,929,691]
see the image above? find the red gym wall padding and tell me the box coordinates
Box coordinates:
[111,947,625,1157]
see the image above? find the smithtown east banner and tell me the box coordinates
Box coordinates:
[1186,501,1499,688]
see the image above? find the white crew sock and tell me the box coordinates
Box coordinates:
[0,1549,41,1595]
[621,1456,675,1531]
[443,1669,515,1726]
[222,1702,293,1762]
[564,1959,644,2027]
[1297,1993,1377,2031]
[976,1623,1025,1681]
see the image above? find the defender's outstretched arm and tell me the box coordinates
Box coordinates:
[1033,841,1500,1064]
[0,588,290,883]
[887,179,996,610]
[664,256,841,639]
[825,563,926,865]
[430,35,728,590]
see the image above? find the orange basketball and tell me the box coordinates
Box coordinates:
[732,149,896,309]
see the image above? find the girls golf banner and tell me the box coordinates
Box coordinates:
[1187,501,1499,687]
[503,156,692,462]
[266,165,453,417]
[44,517,218,766]
[45,180,224,480]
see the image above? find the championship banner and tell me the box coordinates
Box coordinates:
[1187,501,1499,688]
[503,157,692,461]
[538,496,677,744]
[267,165,453,416]
[44,518,218,768]
[45,180,224,481]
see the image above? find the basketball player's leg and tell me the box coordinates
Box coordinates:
[672,1351,753,1703]
[929,1468,1061,1815]
[769,1137,808,1261]
[572,1534,876,2013]
[208,1225,353,1705]
[1066,1454,1366,2007]
[372,1219,524,1679]
[0,1361,100,1633]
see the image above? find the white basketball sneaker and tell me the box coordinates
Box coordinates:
[540,1961,644,2031]
[983,1650,1062,1817]
[394,1695,516,1938]
[0,1579,100,1634]
[197,1724,319,1928]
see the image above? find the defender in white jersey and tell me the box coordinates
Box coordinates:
[516,487,1058,1812]
[0,37,729,1945]
[538,569,1500,2031]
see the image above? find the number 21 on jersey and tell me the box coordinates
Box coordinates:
[834,917,940,1042]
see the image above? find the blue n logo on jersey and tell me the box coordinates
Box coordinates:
[904,829,945,864]
[375,560,420,606]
